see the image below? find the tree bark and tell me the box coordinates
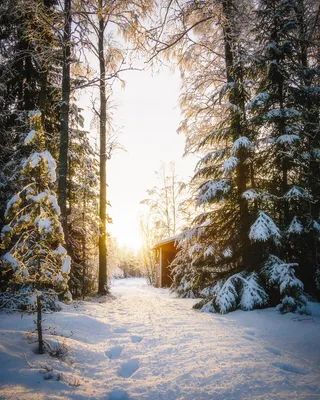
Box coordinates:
[82,177,87,299]
[58,0,71,243]
[222,0,250,269]
[37,295,44,354]
[98,0,108,294]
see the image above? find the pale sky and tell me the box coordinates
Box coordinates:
[108,67,196,250]
[82,66,196,251]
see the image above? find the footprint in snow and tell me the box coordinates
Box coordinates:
[105,346,123,360]
[243,335,255,341]
[272,362,307,375]
[265,347,281,356]
[108,389,131,400]
[131,335,143,343]
[115,328,127,333]
[117,359,140,378]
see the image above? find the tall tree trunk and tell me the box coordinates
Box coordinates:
[36,191,44,354]
[82,182,87,299]
[39,71,47,128]
[58,0,71,243]
[271,3,289,233]
[98,0,108,294]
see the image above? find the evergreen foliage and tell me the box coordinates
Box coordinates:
[0,0,319,317]
[67,106,100,298]
[0,112,71,311]
[155,0,320,313]
[0,0,61,231]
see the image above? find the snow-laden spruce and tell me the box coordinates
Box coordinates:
[287,216,303,235]
[197,179,230,206]
[195,273,268,314]
[247,0,320,300]
[231,137,253,153]
[249,211,281,244]
[262,255,309,314]
[0,112,71,311]
[169,0,320,312]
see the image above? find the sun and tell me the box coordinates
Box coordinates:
[121,235,143,253]
[111,229,144,253]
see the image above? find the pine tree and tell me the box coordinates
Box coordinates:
[0,112,71,352]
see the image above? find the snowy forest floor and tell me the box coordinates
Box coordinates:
[0,278,320,400]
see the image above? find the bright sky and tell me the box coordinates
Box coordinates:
[81,66,196,251]
[106,67,196,251]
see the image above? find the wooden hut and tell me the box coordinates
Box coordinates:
[153,235,178,288]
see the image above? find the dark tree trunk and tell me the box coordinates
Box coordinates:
[39,71,47,133]
[222,0,250,269]
[82,188,87,300]
[36,179,44,355]
[98,0,108,294]
[270,3,289,233]
[58,0,71,243]
[37,295,44,354]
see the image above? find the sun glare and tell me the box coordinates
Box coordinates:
[115,231,143,253]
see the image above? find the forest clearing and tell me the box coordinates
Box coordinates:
[1,278,320,400]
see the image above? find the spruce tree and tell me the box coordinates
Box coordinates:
[245,0,317,311]
[166,1,265,309]
[152,0,317,313]
[0,0,61,231]
[290,0,320,296]
[1,112,71,351]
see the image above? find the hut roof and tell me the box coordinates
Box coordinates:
[152,234,180,249]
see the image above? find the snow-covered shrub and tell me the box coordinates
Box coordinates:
[200,280,223,298]
[196,273,268,314]
[0,287,61,312]
[214,276,239,313]
[262,255,309,314]
[47,340,68,360]
[239,273,269,311]
[173,275,198,299]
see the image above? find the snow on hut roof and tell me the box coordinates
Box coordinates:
[153,234,180,249]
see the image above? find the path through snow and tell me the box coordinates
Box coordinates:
[0,278,320,399]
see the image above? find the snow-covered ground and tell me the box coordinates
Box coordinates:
[1,278,320,400]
